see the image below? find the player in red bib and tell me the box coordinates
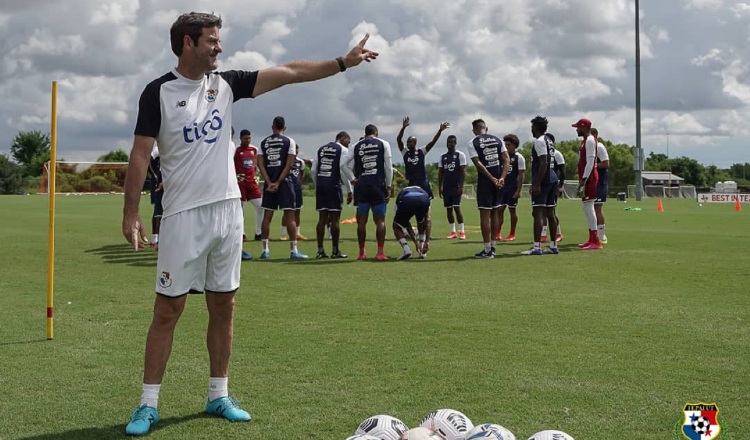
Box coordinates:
[572,118,602,250]
[234,129,263,244]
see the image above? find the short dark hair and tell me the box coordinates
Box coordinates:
[472,119,486,131]
[530,115,549,133]
[239,129,251,137]
[591,128,599,136]
[503,134,520,147]
[447,135,457,141]
[273,116,285,130]
[170,12,222,57]
[364,124,378,136]
[335,131,350,142]
[545,132,556,143]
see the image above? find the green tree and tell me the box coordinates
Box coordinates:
[0,154,26,194]
[97,149,130,162]
[10,130,51,176]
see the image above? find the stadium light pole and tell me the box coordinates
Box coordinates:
[634,0,644,201]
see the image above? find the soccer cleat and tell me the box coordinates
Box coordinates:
[495,233,503,241]
[505,233,516,241]
[259,250,270,260]
[521,247,543,255]
[375,253,388,261]
[315,251,329,259]
[254,233,262,241]
[544,247,560,254]
[241,251,253,261]
[150,242,159,251]
[555,233,563,242]
[125,404,159,436]
[446,232,458,239]
[330,250,348,259]
[490,246,496,257]
[582,242,603,250]
[459,232,466,240]
[474,249,494,259]
[397,251,412,260]
[290,251,309,260]
[205,396,252,422]
[280,234,289,241]
[578,241,591,248]
[296,233,307,240]
[357,253,367,261]
[600,236,608,244]
[540,235,548,243]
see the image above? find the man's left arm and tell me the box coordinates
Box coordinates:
[252,35,378,97]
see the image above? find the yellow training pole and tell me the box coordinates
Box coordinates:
[47,81,58,340]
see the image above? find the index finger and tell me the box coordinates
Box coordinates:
[131,229,139,252]
[358,33,370,48]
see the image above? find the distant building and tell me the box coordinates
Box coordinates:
[642,171,684,187]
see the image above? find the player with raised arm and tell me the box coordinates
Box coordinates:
[468,119,510,258]
[121,12,377,436]
[257,116,307,259]
[312,131,354,259]
[392,185,432,260]
[522,116,559,255]
[591,128,609,244]
[572,118,602,250]
[396,117,450,196]
[496,134,525,242]
[438,135,467,240]
[343,124,394,261]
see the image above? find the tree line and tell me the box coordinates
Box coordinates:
[1,129,748,194]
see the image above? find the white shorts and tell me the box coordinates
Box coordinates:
[155,199,243,297]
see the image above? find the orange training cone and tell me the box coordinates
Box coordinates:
[657,198,664,212]
[736,198,742,212]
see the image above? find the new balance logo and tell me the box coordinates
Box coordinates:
[176,100,186,107]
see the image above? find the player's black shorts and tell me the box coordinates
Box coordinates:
[531,181,558,207]
[442,187,462,208]
[394,199,430,229]
[355,183,387,206]
[408,179,433,199]
[151,191,163,217]
[293,184,303,209]
[499,185,519,208]
[316,186,343,211]
[261,179,296,210]
[595,182,608,204]
[476,178,502,210]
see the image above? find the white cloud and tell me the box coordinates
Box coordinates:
[684,0,723,10]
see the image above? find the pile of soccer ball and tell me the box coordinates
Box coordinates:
[346,409,575,440]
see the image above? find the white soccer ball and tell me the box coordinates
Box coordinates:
[526,430,575,440]
[419,409,474,440]
[400,427,447,440]
[355,415,409,440]
[465,423,517,440]
[346,436,381,440]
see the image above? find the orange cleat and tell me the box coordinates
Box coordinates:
[375,253,388,261]
[505,233,516,241]
[495,233,503,241]
[540,235,548,243]
[555,233,563,242]
[296,233,307,240]
[446,232,458,239]
[357,253,367,261]
[459,232,466,240]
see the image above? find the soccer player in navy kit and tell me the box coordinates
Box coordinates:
[121,11,377,436]
[343,124,394,261]
[540,132,566,243]
[396,116,450,197]
[438,135,467,239]
[312,131,354,259]
[591,127,610,244]
[468,119,510,258]
[281,144,307,241]
[393,186,432,260]
[522,116,559,255]
[496,134,525,242]
[257,116,307,260]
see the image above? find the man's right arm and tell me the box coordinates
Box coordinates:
[396,117,409,152]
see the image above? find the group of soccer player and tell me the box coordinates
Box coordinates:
[227,112,611,261]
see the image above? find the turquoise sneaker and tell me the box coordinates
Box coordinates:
[289,251,309,260]
[125,404,159,436]
[259,250,270,260]
[205,396,252,422]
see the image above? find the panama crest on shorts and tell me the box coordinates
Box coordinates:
[158,271,173,289]
[681,402,721,440]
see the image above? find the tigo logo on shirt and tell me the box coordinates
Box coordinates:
[182,109,223,144]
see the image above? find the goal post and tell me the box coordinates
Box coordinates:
[40,161,130,194]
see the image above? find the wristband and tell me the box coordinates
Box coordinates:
[336,57,347,72]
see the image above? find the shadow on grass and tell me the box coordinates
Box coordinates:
[85,243,157,267]
[0,338,48,347]
[16,412,207,440]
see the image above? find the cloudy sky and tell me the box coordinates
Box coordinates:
[1,0,749,167]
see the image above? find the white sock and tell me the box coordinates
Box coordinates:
[484,242,491,253]
[583,201,597,230]
[208,377,228,402]
[598,224,606,238]
[399,238,408,249]
[281,226,288,236]
[262,239,269,252]
[297,226,301,235]
[141,383,161,409]
[459,223,465,233]
[251,199,263,235]
[151,234,158,244]
[533,241,541,249]
[450,223,456,233]
[541,226,547,236]
[557,225,562,235]
[291,240,298,253]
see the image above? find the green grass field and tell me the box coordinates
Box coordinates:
[0,194,748,440]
